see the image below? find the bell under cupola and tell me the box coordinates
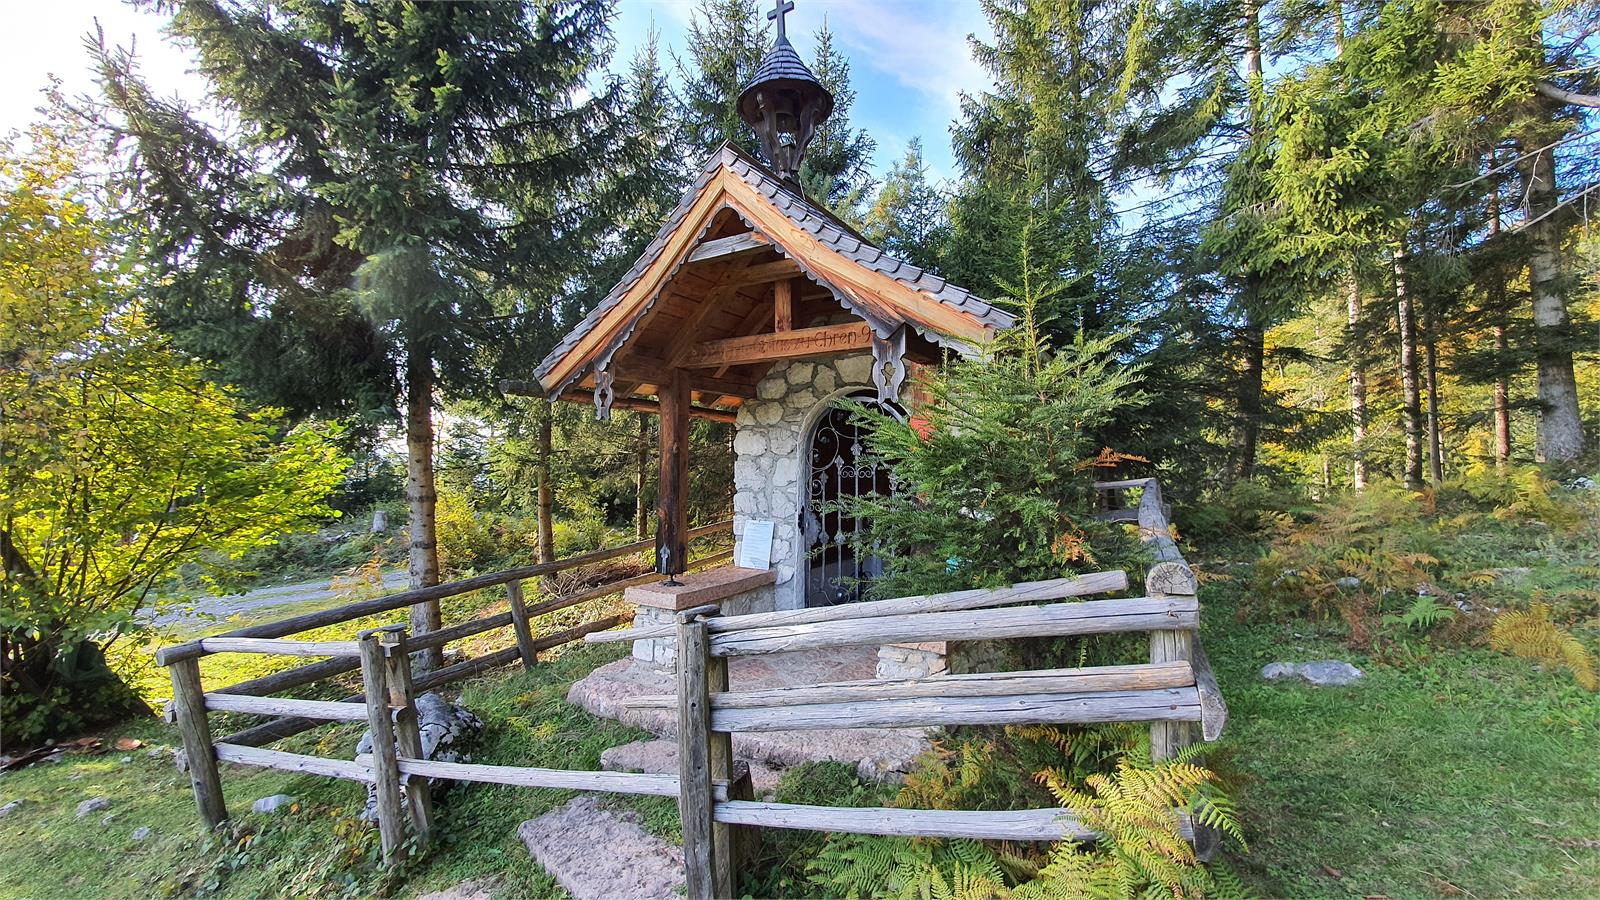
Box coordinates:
[737,0,834,182]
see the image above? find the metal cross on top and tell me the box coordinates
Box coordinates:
[769,0,795,41]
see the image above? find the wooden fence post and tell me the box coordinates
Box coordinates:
[1146,559,1219,860]
[358,632,408,864]
[377,626,433,848]
[506,579,538,670]
[1146,561,1197,762]
[704,608,739,899]
[676,606,716,900]
[168,658,228,829]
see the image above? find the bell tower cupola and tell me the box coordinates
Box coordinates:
[737,0,834,182]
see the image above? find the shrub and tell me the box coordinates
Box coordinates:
[1252,483,1444,642]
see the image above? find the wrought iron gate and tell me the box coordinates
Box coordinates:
[802,394,896,606]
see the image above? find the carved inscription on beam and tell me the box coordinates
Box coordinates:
[680,322,874,369]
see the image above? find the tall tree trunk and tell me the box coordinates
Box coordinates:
[536,399,555,564]
[1516,137,1586,462]
[1347,272,1368,490]
[1424,300,1444,484]
[635,414,650,541]
[1233,316,1265,481]
[1488,174,1512,469]
[405,344,442,670]
[1494,320,1512,468]
[1231,0,1267,483]
[1394,248,1424,490]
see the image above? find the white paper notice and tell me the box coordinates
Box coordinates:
[737,520,775,570]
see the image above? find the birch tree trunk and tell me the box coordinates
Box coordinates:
[1516,138,1585,462]
[1394,248,1424,490]
[1347,273,1368,490]
[405,343,442,670]
[1494,321,1512,468]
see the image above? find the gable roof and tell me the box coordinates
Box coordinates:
[534,142,1012,399]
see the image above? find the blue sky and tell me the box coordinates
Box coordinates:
[3,0,995,184]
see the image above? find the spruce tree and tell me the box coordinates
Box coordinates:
[94,1,622,662]
[797,18,877,218]
[863,138,949,273]
[676,0,767,156]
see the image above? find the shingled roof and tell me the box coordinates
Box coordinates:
[534,142,1013,399]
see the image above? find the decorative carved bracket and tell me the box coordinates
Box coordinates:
[593,367,616,421]
[871,327,908,403]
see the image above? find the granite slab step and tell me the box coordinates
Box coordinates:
[519,795,683,900]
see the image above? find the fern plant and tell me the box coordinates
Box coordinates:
[1380,596,1457,633]
[1489,602,1598,691]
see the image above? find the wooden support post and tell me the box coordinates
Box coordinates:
[656,369,690,578]
[773,278,793,332]
[377,627,433,849]
[168,658,228,830]
[506,579,538,670]
[706,616,737,899]
[358,633,408,864]
[1145,560,1217,860]
[676,611,714,900]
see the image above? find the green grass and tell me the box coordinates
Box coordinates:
[0,642,656,899]
[6,543,1598,897]
[1201,574,1600,898]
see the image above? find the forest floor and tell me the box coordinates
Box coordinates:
[1,545,1596,899]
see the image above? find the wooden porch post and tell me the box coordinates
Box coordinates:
[657,369,690,578]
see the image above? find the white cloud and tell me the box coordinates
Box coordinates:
[822,0,993,116]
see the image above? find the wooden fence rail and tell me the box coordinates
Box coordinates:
[157,522,734,859]
[157,480,1227,895]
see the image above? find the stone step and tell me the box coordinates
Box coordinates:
[519,795,683,900]
[600,738,784,797]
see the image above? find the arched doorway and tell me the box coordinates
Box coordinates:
[801,393,897,606]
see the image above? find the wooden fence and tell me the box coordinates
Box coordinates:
[157,480,1226,897]
[592,477,1225,898]
[156,520,734,858]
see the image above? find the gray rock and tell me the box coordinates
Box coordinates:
[1335,576,1362,589]
[0,799,23,818]
[1261,660,1363,686]
[76,797,110,818]
[418,877,501,900]
[520,795,683,900]
[356,692,482,821]
[1567,475,1596,491]
[131,826,152,841]
[252,794,296,814]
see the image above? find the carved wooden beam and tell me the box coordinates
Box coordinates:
[728,258,803,286]
[680,322,875,369]
[687,230,770,263]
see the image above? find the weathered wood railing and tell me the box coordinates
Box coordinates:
[156,520,733,858]
[595,477,1223,899]
[158,479,1224,893]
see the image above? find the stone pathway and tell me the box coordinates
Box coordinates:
[568,649,931,782]
[519,647,931,893]
[519,795,684,900]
